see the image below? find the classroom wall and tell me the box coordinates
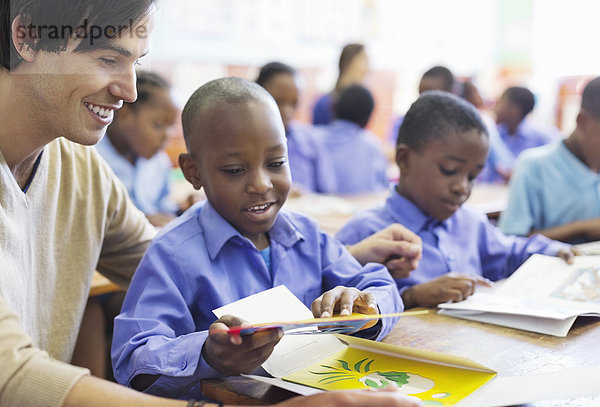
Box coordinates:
[146,0,600,166]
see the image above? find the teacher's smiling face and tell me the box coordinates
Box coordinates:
[12,12,155,147]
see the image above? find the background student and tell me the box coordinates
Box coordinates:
[336,91,574,308]
[0,1,421,406]
[499,76,600,244]
[111,78,403,399]
[256,61,336,194]
[320,84,389,194]
[312,43,369,125]
[461,80,514,184]
[96,71,181,227]
[495,86,562,160]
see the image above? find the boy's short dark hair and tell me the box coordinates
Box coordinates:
[256,61,296,87]
[1,0,157,70]
[581,76,600,120]
[334,84,374,128]
[397,90,488,150]
[502,86,535,119]
[421,65,455,93]
[181,77,275,152]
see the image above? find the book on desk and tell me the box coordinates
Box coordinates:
[438,254,600,337]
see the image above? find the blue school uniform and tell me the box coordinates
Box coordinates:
[287,122,336,193]
[112,200,402,399]
[477,111,515,183]
[498,120,561,159]
[312,93,333,125]
[336,187,568,293]
[95,136,177,215]
[499,141,600,243]
[321,119,389,194]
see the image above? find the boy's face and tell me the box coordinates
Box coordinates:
[396,129,489,221]
[262,73,299,132]
[15,15,154,146]
[123,88,178,159]
[494,94,519,125]
[182,100,291,248]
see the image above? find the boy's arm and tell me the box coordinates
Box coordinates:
[111,241,221,399]
[530,218,600,243]
[479,213,570,280]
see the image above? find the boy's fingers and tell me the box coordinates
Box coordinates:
[242,327,283,350]
[383,224,422,247]
[338,289,358,316]
[385,258,414,279]
[316,288,341,317]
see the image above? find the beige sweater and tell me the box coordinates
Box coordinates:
[0,138,156,407]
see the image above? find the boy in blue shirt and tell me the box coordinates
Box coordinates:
[499,76,600,244]
[495,86,561,160]
[111,77,403,398]
[336,91,574,308]
[256,62,336,194]
[321,84,389,194]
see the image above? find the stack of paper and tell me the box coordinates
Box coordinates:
[438,254,600,336]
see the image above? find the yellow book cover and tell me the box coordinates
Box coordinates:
[283,346,496,406]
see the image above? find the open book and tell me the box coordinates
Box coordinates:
[214,286,496,406]
[438,254,600,336]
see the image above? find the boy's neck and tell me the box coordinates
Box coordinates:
[564,132,600,173]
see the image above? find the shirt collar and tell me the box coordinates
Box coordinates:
[385,186,450,233]
[198,201,305,260]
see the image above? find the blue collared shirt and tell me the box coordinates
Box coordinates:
[287,122,337,194]
[336,187,569,292]
[312,93,333,125]
[112,200,402,399]
[498,120,562,160]
[499,141,600,243]
[477,111,515,184]
[95,136,178,215]
[320,119,389,194]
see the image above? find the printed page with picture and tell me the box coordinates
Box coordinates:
[438,254,600,336]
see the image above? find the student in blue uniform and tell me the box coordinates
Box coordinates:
[256,62,336,194]
[321,84,389,194]
[111,78,404,399]
[495,86,562,160]
[312,43,369,125]
[96,71,179,227]
[499,77,600,244]
[336,91,574,308]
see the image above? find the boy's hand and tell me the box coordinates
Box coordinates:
[203,315,283,375]
[402,273,493,308]
[311,286,379,329]
[557,247,578,264]
[347,224,422,279]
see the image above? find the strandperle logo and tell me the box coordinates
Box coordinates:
[16,18,148,49]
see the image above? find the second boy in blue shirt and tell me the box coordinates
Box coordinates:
[111,77,403,399]
[337,91,574,308]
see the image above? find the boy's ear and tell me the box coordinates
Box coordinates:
[12,15,38,62]
[395,143,412,175]
[179,153,203,190]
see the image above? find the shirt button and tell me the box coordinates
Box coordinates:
[180,360,187,370]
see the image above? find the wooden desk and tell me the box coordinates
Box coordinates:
[90,271,121,297]
[201,310,600,406]
[284,184,509,235]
